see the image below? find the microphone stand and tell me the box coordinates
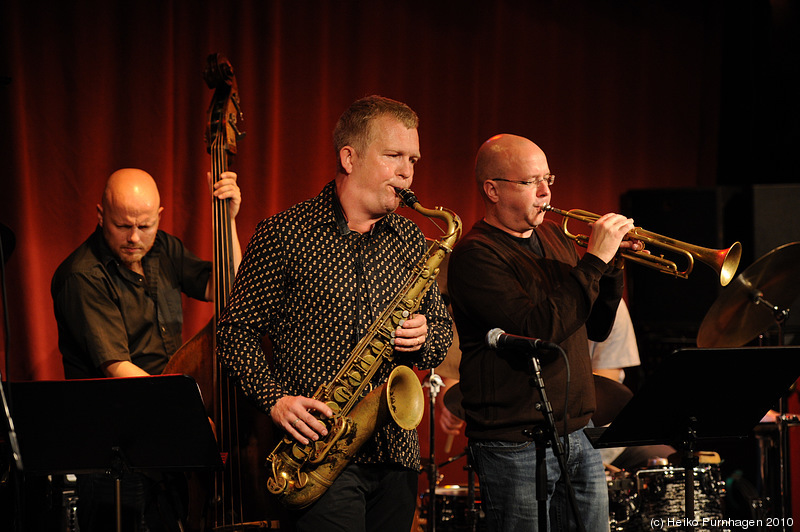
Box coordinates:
[522,347,586,532]
[1,225,24,532]
[423,370,444,532]
[752,290,792,530]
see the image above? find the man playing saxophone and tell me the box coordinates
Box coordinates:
[216,95,452,532]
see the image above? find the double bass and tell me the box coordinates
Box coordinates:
[164,53,279,531]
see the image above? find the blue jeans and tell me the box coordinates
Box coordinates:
[470,427,609,532]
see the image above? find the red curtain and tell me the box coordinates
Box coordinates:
[8,0,800,521]
[0,0,722,381]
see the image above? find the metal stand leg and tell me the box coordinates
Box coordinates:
[753,292,792,530]
[465,453,478,532]
[424,371,444,532]
[522,353,586,532]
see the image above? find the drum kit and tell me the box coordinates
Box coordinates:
[418,242,800,532]
[609,241,800,531]
[418,377,484,532]
[606,456,729,532]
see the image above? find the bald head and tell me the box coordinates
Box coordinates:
[475,134,546,194]
[97,168,164,272]
[475,134,552,238]
[102,168,161,212]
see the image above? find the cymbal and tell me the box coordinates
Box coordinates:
[698,242,800,348]
[443,382,466,420]
[592,374,633,427]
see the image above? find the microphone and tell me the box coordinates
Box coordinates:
[485,328,560,351]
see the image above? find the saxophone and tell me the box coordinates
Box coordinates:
[265,188,462,509]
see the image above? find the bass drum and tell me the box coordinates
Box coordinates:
[418,485,485,531]
[632,465,729,532]
[607,469,638,532]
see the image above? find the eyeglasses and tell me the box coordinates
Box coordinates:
[491,174,555,187]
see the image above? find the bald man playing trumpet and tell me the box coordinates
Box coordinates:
[447,134,642,532]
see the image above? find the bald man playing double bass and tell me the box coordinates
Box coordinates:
[50,167,242,531]
[52,167,242,379]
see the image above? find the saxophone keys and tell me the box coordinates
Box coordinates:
[389,309,409,328]
[371,340,385,352]
[309,440,326,460]
[290,443,307,460]
[333,387,351,404]
[266,474,287,495]
[346,370,362,386]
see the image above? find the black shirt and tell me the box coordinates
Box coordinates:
[51,226,211,378]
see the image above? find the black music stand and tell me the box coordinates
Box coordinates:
[7,375,222,532]
[588,347,800,531]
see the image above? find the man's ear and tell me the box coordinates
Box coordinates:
[96,204,104,226]
[483,180,500,204]
[339,146,356,174]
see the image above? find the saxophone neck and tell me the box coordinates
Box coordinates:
[395,187,462,250]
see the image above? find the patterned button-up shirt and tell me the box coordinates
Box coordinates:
[217,181,452,469]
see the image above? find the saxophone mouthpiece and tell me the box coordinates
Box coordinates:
[395,187,419,208]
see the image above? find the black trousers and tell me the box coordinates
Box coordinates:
[290,464,418,532]
[76,472,187,532]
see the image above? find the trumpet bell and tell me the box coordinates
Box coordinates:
[713,241,742,287]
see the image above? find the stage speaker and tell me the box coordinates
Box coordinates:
[752,185,800,260]
[751,185,800,344]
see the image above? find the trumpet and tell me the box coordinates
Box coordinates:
[541,205,742,286]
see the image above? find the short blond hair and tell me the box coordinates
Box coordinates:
[333,95,419,173]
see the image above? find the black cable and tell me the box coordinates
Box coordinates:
[1,229,10,383]
[558,349,570,464]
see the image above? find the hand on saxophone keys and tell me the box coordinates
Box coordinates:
[271,395,333,446]
[392,313,428,353]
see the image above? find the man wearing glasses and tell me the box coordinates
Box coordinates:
[447,134,641,531]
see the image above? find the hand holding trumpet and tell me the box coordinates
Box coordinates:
[583,212,645,264]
